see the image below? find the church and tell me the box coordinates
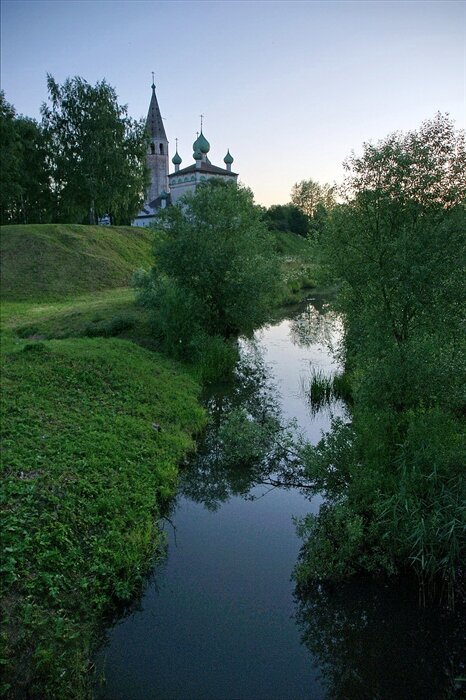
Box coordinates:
[132,81,238,227]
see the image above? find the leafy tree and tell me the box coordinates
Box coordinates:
[297,114,466,601]
[137,180,282,357]
[0,92,51,224]
[13,117,52,223]
[41,75,149,224]
[291,178,335,218]
[262,203,309,237]
[329,112,465,364]
[0,93,23,224]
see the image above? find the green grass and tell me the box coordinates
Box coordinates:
[0,224,154,301]
[272,229,313,257]
[269,230,320,303]
[1,333,206,698]
[1,288,156,351]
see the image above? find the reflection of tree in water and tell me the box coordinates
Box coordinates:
[180,342,308,510]
[289,298,342,356]
[295,578,465,700]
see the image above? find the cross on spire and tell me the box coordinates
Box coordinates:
[151,71,155,88]
[175,137,178,151]
[200,114,204,131]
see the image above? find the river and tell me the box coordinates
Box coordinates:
[95,297,464,700]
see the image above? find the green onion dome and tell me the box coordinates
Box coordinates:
[193,149,202,161]
[223,149,234,165]
[193,130,210,154]
[172,151,182,165]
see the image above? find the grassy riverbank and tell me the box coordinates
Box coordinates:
[1,321,205,698]
[0,224,206,697]
[0,222,317,697]
[272,230,319,303]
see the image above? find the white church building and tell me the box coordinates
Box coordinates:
[133,81,238,227]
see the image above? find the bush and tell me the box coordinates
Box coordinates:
[147,181,282,344]
[84,312,136,337]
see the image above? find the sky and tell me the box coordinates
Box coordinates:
[1,0,465,206]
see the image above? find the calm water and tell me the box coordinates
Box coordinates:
[95,298,464,700]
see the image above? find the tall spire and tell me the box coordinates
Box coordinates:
[146,75,167,141]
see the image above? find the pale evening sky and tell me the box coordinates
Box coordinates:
[1,0,465,206]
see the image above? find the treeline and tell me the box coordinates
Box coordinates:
[261,179,336,239]
[296,113,466,604]
[0,76,149,226]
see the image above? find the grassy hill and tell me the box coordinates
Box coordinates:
[0,224,154,301]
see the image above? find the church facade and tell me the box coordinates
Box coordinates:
[132,82,238,227]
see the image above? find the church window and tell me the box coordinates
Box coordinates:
[150,142,155,155]
[159,144,164,155]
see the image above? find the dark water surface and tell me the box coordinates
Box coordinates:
[95,299,464,700]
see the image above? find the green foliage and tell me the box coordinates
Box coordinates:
[83,311,137,337]
[262,203,309,237]
[41,75,149,224]
[138,180,282,351]
[263,229,319,303]
[0,92,51,224]
[296,114,466,601]
[308,369,333,408]
[0,223,154,301]
[188,332,239,384]
[295,505,366,582]
[0,92,23,223]
[291,178,336,218]
[0,335,206,697]
[307,370,352,414]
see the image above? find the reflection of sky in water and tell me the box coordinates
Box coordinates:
[96,487,325,700]
[247,303,346,445]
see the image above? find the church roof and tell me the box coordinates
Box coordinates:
[146,83,167,141]
[147,192,172,209]
[169,162,238,178]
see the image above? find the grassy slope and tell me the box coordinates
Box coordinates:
[0,224,153,301]
[0,225,206,698]
[271,230,320,302]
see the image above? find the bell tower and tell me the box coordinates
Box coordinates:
[145,75,169,203]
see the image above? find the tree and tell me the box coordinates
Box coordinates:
[138,180,282,356]
[329,113,465,361]
[0,92,51,224]
[41,75,149,224]
[291,179,335,218]
[262,203,309,237]
[297,114,466,601]
[0,92,23,224]
[13,117,52,223]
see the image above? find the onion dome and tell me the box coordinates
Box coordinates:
[192,130,210,154]
[193,149,202,161]
[223,149,234,165]
[172,150,182,165]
